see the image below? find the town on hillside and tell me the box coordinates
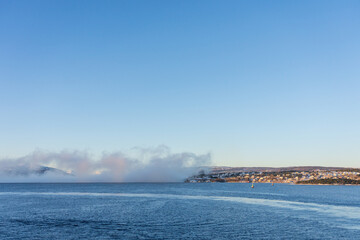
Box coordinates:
[186,167,360,185]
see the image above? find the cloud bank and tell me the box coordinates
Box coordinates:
[0,146,211,182]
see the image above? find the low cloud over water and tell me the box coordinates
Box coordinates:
[0,146,211,182]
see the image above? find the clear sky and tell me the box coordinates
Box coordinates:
[1,0,359,167]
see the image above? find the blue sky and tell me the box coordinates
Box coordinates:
[1,0,359,167]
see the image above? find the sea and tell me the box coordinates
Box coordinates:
[0,183,359,239]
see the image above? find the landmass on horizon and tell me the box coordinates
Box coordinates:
[187,166,360,185]
[2,164,360,185]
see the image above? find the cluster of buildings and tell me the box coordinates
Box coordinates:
[186,169,360,184]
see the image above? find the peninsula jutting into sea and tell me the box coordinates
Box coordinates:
[186,166,360,185]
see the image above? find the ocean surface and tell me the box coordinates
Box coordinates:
[0,183,360,239]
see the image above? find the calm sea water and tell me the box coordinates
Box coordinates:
[0,183,359,239]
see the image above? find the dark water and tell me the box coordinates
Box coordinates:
[0,183,359,239]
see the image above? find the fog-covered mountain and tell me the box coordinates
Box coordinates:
[1,165,72,177]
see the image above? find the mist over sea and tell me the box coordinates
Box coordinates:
[0,147,211,183]
[1,183,359,239]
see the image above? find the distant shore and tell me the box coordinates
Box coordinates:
[295,178,360,185]
[186,167,360,184]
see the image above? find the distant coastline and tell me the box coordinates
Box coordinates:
[186,166,360,185]
[296,178,360,185]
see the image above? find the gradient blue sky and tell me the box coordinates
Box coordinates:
[1,0,359,167]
